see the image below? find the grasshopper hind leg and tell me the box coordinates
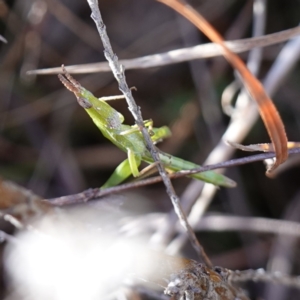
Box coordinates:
[101,151,142,189]
[101,159,132,189]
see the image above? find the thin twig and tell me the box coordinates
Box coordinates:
[228,268,300,290]
[223,0,266,115]
[46,147,300,206]
[27,26,300,75]
[85,0,212,267]
[195,214,300,237]
[120,213,300,238]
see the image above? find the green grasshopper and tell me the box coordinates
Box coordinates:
[58,66,236,189]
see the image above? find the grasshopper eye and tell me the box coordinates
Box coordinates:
[77,97,92,109]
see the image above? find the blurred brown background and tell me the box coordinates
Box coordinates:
[1,0,300,299]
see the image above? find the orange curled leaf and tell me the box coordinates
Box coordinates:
[157,0,288,174]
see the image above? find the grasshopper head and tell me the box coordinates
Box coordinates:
[58,65,92,109]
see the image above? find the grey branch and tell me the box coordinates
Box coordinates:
[27,26,300,75]
[85,0,212,267]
